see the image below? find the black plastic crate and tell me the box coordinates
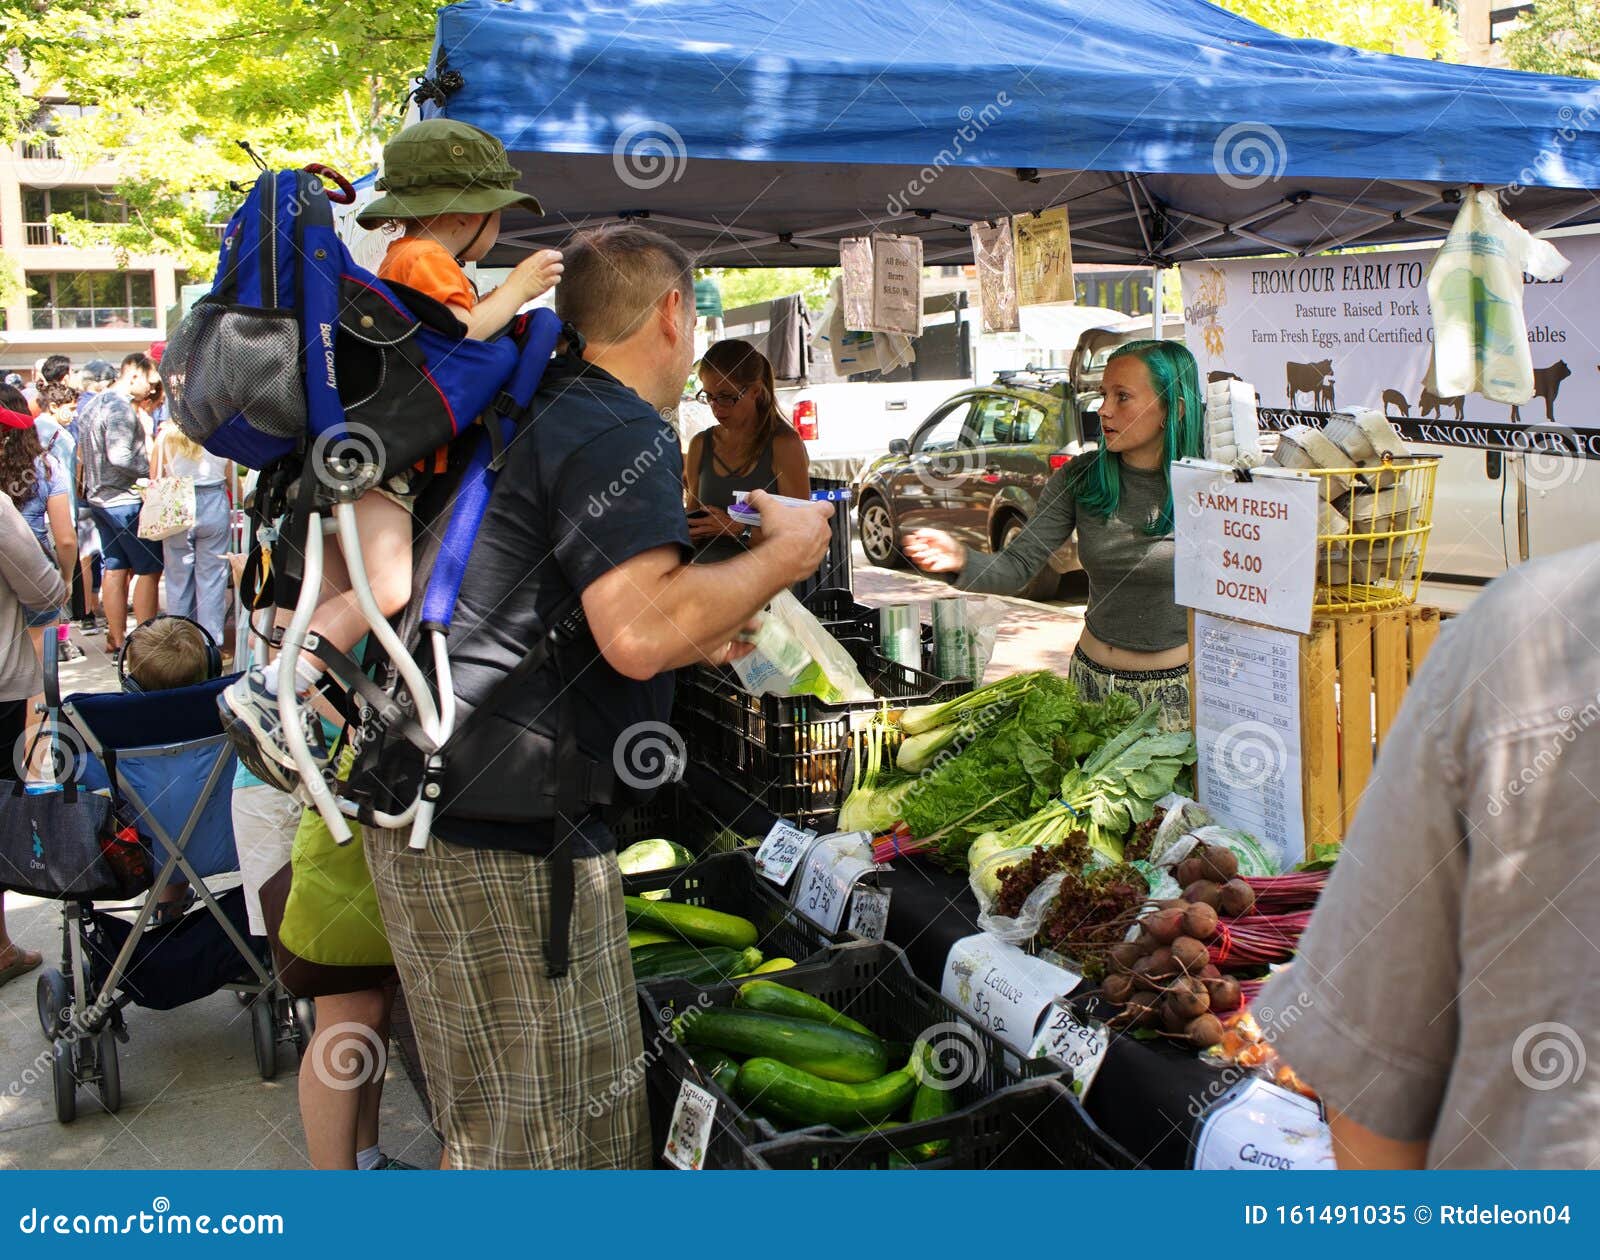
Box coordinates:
[638,940,1066,1169]
[752,1077,1135,1170]
[793,480,853,603]
[803,586,938,674]
[623,850,836,973]
[673,640,965,830]
[610,781,777,856]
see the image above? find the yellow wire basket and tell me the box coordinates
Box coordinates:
[1309,456,1440,613]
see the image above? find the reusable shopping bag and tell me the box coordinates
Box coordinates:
[137,475,197,541]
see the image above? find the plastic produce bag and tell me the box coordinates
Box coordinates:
[967,596,1009,682]
[1426,190,1569,404]
[733,589,874,703]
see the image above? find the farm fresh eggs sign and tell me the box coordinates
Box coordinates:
[1179,235,1599,434]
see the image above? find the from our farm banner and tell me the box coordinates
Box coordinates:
[1179,234,1600,454]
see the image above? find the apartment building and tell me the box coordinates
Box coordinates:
[0,104,182,375]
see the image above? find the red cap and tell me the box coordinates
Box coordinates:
[0,407,35,431]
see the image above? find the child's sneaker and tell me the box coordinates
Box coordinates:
[219,668,328,792]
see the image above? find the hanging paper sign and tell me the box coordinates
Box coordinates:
[846,886,892,941]
[1029,1001,1110,1099]
[941,933,1081,1057]
[663,1079,718,1171]
[840,237,876,331]
[754,819,818,886]
[1192,1077,1337,1171]
[791,831,875,934]
[971,218,1020,333]
[871,233,923,336]
[1013,206,1075,307]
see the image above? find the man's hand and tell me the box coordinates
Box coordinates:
[746,490,831,584]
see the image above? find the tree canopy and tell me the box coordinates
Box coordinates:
[1502,1,1600,79]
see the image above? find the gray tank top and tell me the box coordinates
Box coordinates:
[696,426,779,509]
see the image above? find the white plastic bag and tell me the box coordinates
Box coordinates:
[732,590,874,703]
[966,596,1009,682]
[1426,190,1569,404]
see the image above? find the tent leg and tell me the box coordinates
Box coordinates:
[1150,266,1163,337]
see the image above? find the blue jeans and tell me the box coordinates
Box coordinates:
[162,484,231,645]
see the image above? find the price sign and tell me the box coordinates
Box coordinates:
[791,831,874,934]
[663,1079,718,1171]
[1171,460,1318,634]
[941,933,1080,1057]
[1029,1002,1110,1099]
[1192,1078,1336,1171]
[846,886,892,942]
[754,819,817,886]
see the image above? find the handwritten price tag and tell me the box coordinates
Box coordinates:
[791,831,874,934]
[754,820,817,886]
[846,886,892,941]
[663,1079,718,1171]
[1029,1001,1109,1098]
[1192,1078,1335,1171]
[941,933,1080,1057]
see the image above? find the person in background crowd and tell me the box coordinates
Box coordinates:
[684,338,809,562]
[150,424,232,645]
[903,339,1204,730]
[34,381,85,661]
[361,223,832,1170]
[0,489,68,988]
[20,355,73,418]
[75,360,116,434]
[77,353,162,650]
[1257,543,1600,1170]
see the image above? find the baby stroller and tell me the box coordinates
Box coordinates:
[19,636,308,1123]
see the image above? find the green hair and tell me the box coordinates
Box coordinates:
[1069,338,1204,534]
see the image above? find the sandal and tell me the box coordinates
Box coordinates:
[0,946,42,989]
[150,888,196,927]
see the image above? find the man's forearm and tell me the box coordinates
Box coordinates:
[650,548,797,669]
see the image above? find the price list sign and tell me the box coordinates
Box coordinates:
[1192,611,1303,869]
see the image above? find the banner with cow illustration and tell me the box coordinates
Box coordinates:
[1179,233,1600,457]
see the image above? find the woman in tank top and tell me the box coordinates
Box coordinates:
[685,339,810,562]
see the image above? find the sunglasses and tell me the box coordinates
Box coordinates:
[695,387,749,407]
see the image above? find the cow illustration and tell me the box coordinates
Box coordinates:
[1208,370,1243,384]
[1287,360,1335,410]
[1382,388,1410,417]
[1510,360,1571,422]
[1418,387,1465,421]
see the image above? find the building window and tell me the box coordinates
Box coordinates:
[17,102,92,162]
[21,187,127,247]
[26,271,156,331]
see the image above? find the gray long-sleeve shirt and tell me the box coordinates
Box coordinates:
[78,389,148,508]
[957,456,1185,653]
[0,492,68,701]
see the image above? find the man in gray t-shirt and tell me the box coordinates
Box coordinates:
[1258,542,1600,1169]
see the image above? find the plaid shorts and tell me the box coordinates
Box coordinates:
[363,827,650,1169]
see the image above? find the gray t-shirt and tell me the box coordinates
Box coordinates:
[78,389,148,508]
[957,456,1184,652]
[1257,542,1600,1168]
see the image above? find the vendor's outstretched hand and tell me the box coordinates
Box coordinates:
[903,528,965,574]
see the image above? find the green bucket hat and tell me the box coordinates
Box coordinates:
[355,119,543,227]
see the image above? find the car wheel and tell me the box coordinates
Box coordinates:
[999,518,1060,603]
[858,496,906,568]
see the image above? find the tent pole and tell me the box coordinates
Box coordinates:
[1150,265,1163,338]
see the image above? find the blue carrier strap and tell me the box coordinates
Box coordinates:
[418,307,564,632]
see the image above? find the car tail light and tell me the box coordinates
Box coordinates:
[1049,453,1073,471]
[794,399,818,441]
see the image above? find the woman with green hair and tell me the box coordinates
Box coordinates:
[905,339,1203,730]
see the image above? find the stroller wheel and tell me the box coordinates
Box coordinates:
[36,968,70,1042]
[51,1037,77,1124]
[292,997,316,1048]
[94,1026,122,1114]
[251,997,277,1080]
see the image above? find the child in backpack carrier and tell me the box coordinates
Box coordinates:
[220,119,563,791]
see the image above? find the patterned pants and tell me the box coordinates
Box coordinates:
[1069,646,1193,732]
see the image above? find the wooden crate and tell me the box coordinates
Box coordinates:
[1299,605,1440,852]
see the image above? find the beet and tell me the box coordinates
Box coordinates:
[1184,880,1223,909]
[1163,996,1195,1034]
[1170,935,1210,974]
[1200,963,1222,981]
[1186,1013,1225,1049]
[1109,940,1146,972]
[1168,978,1210,1020]
[1200,846,1240,883]
[1123,992,1161,1027]
[1219,878,1257,917]
[1181,902,1219,940]
[1145,945,1177,978]
[1102,972,1136,1005]
[1143,906,1186,944]
[1174,856,1206,887]
[1203,976,1242,1012]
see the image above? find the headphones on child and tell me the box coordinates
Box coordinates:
[116,615,225,694]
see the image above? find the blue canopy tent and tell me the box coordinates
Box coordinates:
[418,0,1600,267]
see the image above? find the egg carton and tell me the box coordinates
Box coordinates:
[1204,378,1263,468]
[1267,425,1354,498]
[1322,409,1409,466]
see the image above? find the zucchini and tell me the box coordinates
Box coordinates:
[631,944,742,982]
[908,1082,956,1160]
[694,1048,742,1094]
[624,896,757,949]
[628,929,677,950]
[746,958,796,976]
[736,1057,917,1128]
[617,838,696,875]
[678,1008,887,1083]
[735,980,875,1038]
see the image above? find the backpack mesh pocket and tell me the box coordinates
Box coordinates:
[161,299,307,444]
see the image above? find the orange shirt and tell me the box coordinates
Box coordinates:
[378,237,475,312]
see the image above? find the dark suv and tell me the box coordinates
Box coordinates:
[855,374,1098,601]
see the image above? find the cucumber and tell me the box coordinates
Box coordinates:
[678,1008,887,1083]
[628,929,676,950]
[624,896,757,949]
[736,1057,917,1128]
[735,980,875,1038]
